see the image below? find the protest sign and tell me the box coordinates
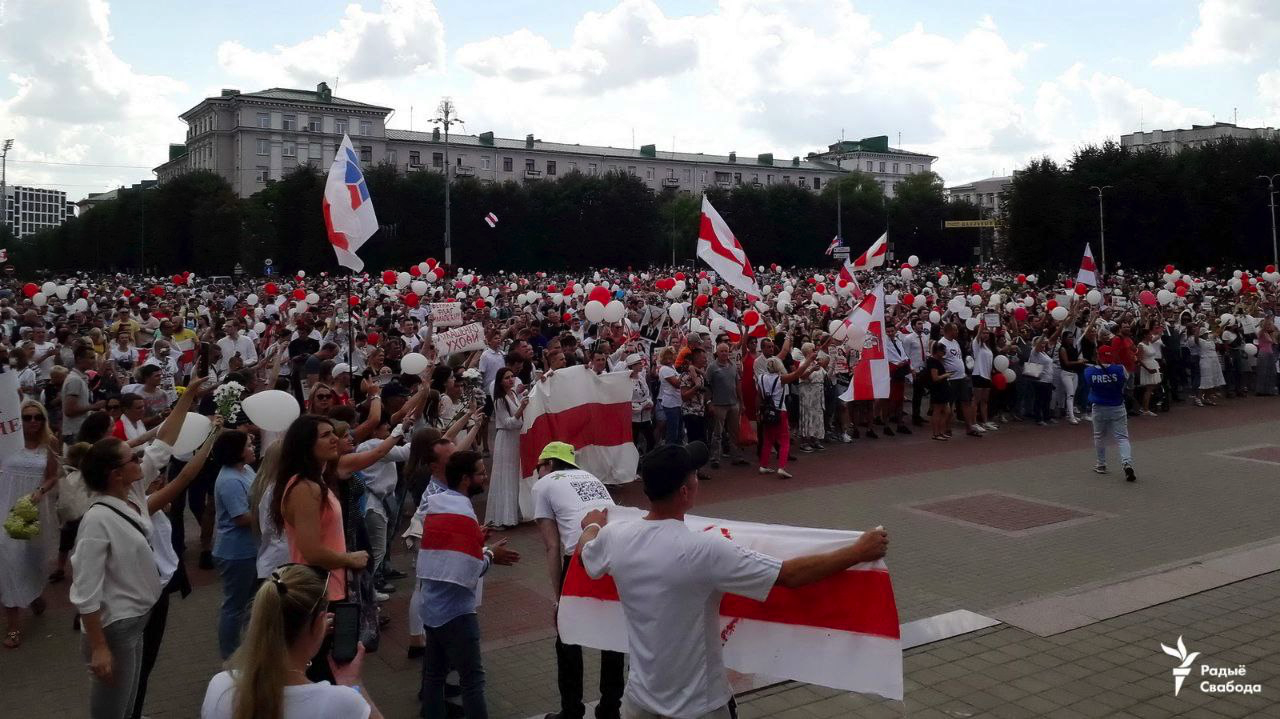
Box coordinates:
[432,321,485,356]
[429,302,463,327]
[0,371,22,457]
[984,312,1000,328]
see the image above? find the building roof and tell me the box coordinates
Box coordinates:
[239,88,393,111]
[946,175,1013,191]
[384,129,846,172]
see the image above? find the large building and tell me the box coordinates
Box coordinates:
[75,180,158,215]
[155,84,937,199]
[806,137,937,198]
[1120,122,1277,154]
[3,185,73,239]
[945,175,1012,213]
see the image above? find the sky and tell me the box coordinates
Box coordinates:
[2,0,1279,201]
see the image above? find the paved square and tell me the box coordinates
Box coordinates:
[1213,444,1280,467]
[904,491,1105,536]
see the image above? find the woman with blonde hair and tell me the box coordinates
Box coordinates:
[0,399,60,648]
[251,440,289,580]
[200,564,382,719]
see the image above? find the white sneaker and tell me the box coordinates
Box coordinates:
[969,424,986,434]
[1067,417,1079,425]
[840,433,853,443]
[758,466,775,474]
[1082,413,1093,422]
[983,422,999,431]
[776,469,794,479]
[375,591,390,602]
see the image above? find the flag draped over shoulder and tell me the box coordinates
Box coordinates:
[519,365,638,486]
[323,134,378,271]
[558,506,903,700]
[417,489,485,590]
[839,284,889,401]
[697,197,761,297]
[1076,243,1098,287]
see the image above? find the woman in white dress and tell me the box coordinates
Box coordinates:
[1,400,60,649]
[1137,328,1162,417]
[1197,328,1226,405]
[485,367,527,529]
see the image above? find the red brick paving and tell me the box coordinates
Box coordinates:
[912,492,1088,532]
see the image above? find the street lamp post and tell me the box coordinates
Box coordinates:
[1258,174,1279,268]
[430,98,463,266]
[1089,185,1112,279]
[1,139,13,233]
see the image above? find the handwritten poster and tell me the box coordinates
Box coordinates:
[432,322,485,356]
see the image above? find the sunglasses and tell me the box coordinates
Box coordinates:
[272,563,332,616]
[21,414,44,423]
[314,393,333,400]
[114,454,142,469]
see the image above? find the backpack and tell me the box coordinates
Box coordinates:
[757,375,782,426]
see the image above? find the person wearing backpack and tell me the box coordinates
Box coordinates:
[756,354,817,479]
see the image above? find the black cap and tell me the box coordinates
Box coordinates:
[382,381,410,399]
[640,441,709,501]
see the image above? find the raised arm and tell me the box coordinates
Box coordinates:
[147,419,222,514]
[156,373,209,447]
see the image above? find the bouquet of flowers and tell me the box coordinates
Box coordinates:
[460,368,485,406]
[4,495,39,540]
[213,381,245,422]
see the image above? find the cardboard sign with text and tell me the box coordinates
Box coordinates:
[430,303,463,327]
[432,322,485,357]
[0,371,23,457]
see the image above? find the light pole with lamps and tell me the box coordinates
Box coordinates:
[1,139,13,233]
[1089,185,1112,278]
[430,98,463,266]
[1258,174,1279,268]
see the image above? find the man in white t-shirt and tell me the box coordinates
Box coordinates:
[532,442,624,719]
[215,320,257,373]
[577,442,888,719]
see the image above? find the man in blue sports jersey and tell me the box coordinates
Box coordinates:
[1084,345,1137,481]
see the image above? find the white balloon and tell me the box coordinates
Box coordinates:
[901,268,914,281]
[1027,274,1038,284]
[754,301,768,314]
[395,272,410,289]
[969,294,982,307]
[172,413,212,455]
[54,285,70,300]
[1086,289,1103,305]
[480,286,491,298]
[913,294,927,308]
[253,322,266,335]
[1233,270,1243,279]
[1001,368,1016,384]
[928,310,941,324]
[1244,343,1259,357]
[1023,296,1035,307]
[242,390,302,432]
[668,303,685,322]
[775,299,789,313]
[306,292,320,305]
[908,255,920,267]
[1051,306,1069,321]
[296,270,306,279]
[947,297,965,313]
[993,354,1010,372]
[938,275,950,287]
[401,352,429,375]
[981,281,991,291]
[603,300,626,323]
[41,281,56,295]
[958,306,973,320]
[584,300,606,323]
[778,291,792,304]
[813,273,825,283]
[1222,330,1237,343]
[411,280,428,296]
[74,298,89,312]
[1157,289,1174,306]
[965,317,979,330]
[246,293,259,305]
[32,292,47,307]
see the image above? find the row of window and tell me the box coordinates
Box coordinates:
[256,113,372,137]
[863,160,920,174]
[401,153,827,188]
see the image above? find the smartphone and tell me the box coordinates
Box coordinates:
[330,601,361,665]
[198,343,211,378]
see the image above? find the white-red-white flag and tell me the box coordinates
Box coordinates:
[839,284,890,401]
[697,197,761,297]
[484,212,499,228]
[559,507,903,700]
[322,135,378,271]
[839,261,865,301]
[519,365,637,486]
[850,232,888,270]
[1076,243,1098,287]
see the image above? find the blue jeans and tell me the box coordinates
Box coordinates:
[215,557,257,659]
[1090,404,1132,467]
[661,405,683,445]
[423,613,487,719]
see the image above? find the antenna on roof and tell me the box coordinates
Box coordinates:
[410,105,414,131]
[632,128,635,150]
[1234,107,1238,125]
[1140,105,1144,132]
[898,131,902,147]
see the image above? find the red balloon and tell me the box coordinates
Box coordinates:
[724,296,735,308]
[1164,264,1175,274]
[382,270,397,285]
[1046,299,1058,311]
[349,295,360,307]
[1065,278,1074,288]
[562,286,573,296]
[675,272,685,281]
[1013,306,1028,322]
[902,293,915,306]
[807,278,816,285]
[1267,265,1277,273]
[837,279,849,288]
[172,274,185,285]
[562,312,572,322]
[409,265,422,277]
[1139,290,1157,306]
[22,283,38,298]
[901,263,911,270]
[474,298,486,309]
[366,332,381,345]
[290,288,305,301]
[1016,274,1027,284]
[1074,283,1087,295]
[264,282,279,295]
[992,372,1008,390]
[589,287,611,304]
[1175,285,1188,297]
[547,284,558,293]
[697,271,708,279]
[816,283,826,294]
[426,258,438,269]
[122,289,132,298]
[433,267,446,280]
[971,283,981,292]
[150,286,164,297]
[743,310,760,326]
[694,294,709,308]
[820,305,831,313]
[405,293,420,308]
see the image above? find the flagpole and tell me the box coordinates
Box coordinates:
[347,269,356,393]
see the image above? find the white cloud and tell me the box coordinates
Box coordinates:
[216,0,445,88]
[1261,70,1280,124]
[1153,0,1280,67]
[0,0,187,197]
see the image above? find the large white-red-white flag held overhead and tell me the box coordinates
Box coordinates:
[839,283,890,401]
[558,507,903,700]
[519,365,637,486]
[323,134,379,271]
[850,232,888,271]
[1076,243,1098,287]
[697,197,761,297]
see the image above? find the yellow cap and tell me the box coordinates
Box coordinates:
[538,441,578,467]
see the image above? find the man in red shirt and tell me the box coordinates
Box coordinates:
[1109,324,1138,414]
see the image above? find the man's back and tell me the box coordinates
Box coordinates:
[581,518,779,718]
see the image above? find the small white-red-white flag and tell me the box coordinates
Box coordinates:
[1076,243,1098,287]
[839,284,890,401]
[484,212,499,228]
[851,232,888,270]
[839,261,865,301]
[697,197,761,297]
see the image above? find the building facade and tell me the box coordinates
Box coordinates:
[806,137,937,198]
[1120,122,1277,153]
[4,185,72,239]
[945,175,1012,213]
[155,84,936,199]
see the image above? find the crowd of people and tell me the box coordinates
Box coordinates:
[0,255,1277,718]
